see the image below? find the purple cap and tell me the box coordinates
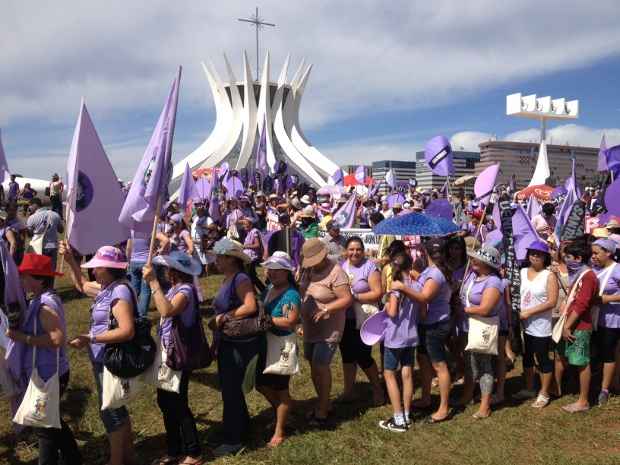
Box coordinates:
[593,238,617,254]
[527,239,550,254]
[360,311,388,346]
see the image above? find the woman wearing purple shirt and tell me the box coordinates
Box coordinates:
[590,238,620,406]
[7,254,81,464]
[339,236,384,406]
[461,246,503,419]
[126,229,152,318]
[61,243,137,465]
[240,217,266,293]
[143,251,204,465]
[392,238,453,423]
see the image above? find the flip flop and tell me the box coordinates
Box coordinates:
[425,411,453,424]
[561,402,589,413]
[472,411,491,420]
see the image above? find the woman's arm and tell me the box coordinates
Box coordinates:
[6,305,64,348]
[125,239,133,263]
[183,232,194,256]
[355,270,383,304]
[520,273,559,319]
[93,300,135,344]
[272,302,299,330]
[386,292,399,318]
[5,229,18,257]
[58,240,101,298]
[465,287,501,317]
[392,278,440,304]
[313,284,353,323]
[216,278,257,327]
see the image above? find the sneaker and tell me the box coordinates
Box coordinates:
[379,417,408,433]
[212,443,244,457]
[598,390,610,407]
[513,389,537,400]
[531,394,550,409]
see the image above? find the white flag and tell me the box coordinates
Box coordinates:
[528,141,550,187]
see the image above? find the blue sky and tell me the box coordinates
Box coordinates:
[1,0,620,180]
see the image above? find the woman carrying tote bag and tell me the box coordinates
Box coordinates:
[142,251,205,465]
[460,245,503,420]
[60,242,136,465]
[255,252,300,448]
[7,253,82,464]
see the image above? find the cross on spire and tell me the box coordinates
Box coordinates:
[238,7,276,80]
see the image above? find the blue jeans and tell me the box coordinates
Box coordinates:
[128,261,150,319]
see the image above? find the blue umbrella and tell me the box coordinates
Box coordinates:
[373,212,459,236]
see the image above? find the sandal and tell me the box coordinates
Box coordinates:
[472,411,491,420]
[531,394,550,409]
[561,402,589,413]
[425,411,453,424]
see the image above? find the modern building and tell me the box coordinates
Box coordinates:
[371,160,416,193]
[476,140,599,188]
[414,150,480,195]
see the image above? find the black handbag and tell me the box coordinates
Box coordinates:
[103,284,157,378]
[220,273,272,339]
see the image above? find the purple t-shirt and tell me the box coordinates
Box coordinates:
[418,266,451,326]
[243,228,261,261]
[159,284,197,347]
[595,263,620,329]
[21,291,69,382]
[213,273,251,315]
[130,229,150,263]
[460,273,502,333]
[89,281,134,363]
[170,230,191,254]
[384,278,421,349]
[342,258,379,320]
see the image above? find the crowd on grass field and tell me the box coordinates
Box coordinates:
[0,173,619,465]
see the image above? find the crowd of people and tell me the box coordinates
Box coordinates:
[1,173,619,465]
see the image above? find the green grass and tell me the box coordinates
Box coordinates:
[1,273,619,465]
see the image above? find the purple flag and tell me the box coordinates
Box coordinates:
[605,176,620,216]
[424,136,454,177]
[598,134,608,172]
[178,163,199,210]
[0,129,10,183]
[224,174,244,200]
[483,228,503,248]
[286,174,299,190]
[66,101,128,254]
[551,185,567,200]
[526,194,542,219]
[255,120,268,175]
[119,68,181,231]
[209,194,221,222]
[193,177,212,203]
[474,163,500,205]
[386,192,406,208]
[332,193,357,229]
[219,162,230,183]
[606,145,620,179]
[492,203,501,228]
[329,168,344,187]
[512,205,540,261]
[424,199,453,220]
[555,168,578,239]
[385,168,396,190]
[354,166,366,184]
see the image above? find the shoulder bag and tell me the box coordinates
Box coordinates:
[552,269,589,343]
[464,278,499,355]
[220,273,272,338]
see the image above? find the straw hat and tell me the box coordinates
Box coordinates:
[606,218,620,229]
[301,238,328,268]
[592,227,609,238]
[211,237,251,264]
[261,251,295,272]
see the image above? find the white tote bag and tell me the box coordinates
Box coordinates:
[101,366,143,411]
[157,341,181,393]
[591,263,617,332]
[552,270,589,343]
[29,212,52,255]
[263,331,299,376]
[464,279,499,355]
[353,302,380,329]
[13,319,61,428]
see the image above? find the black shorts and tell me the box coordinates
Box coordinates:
[523,333,553,373]
[594,326,620,363]
[339,318,375,369]
[255,372,291,391]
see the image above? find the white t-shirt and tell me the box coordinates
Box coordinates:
[520,268,553,337]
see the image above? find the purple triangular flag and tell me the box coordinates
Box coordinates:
[193,177,212,203]
[0,129,10,184]
[512,205,540,261]
[178,163,199,210]
[119,68,181,231]
[474,164,500,205]
[598,134,608,172]
[332,194,357,229]
[255,119,268,175]
[424,136,454,177]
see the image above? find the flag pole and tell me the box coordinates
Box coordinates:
[146,197,163,266]
[459,213,486,293]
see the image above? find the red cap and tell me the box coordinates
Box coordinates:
[18,253,63,277]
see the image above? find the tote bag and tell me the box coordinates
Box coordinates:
[353,303,380,330]
[13,319,61,428]
[591,263,617,332]
[28,212,52,255]
[101,366,142,411]
[552,270,589,344]
[263,331,299,376]
[464,279,499,355]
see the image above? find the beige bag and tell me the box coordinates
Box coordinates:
[464,279,499,355]
[101,366,142,411]
[157,340,181,393]
[353,302,380,329]
[13,319,61,428]
[591,263,617,332]
[263,331,299,376]
[552,270,589,344]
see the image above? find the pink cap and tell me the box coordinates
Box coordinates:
[82,246,128,269]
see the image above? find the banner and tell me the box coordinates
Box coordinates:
[318,228,379,252]
[560,199,586,241]
[499,200,520,316]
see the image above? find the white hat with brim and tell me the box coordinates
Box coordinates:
[153,251,202,276]
[467,246,501,270]
[210,237,252,264]
[261,251,295,271]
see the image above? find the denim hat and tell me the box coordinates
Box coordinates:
[467,245,501,270]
